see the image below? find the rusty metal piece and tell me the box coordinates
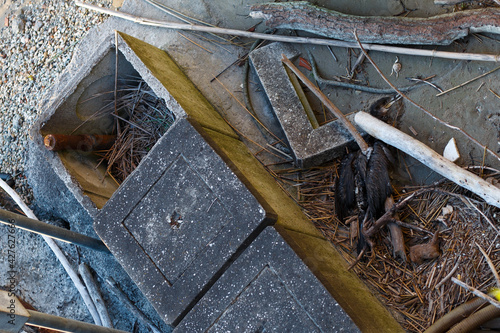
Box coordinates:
[43,134,116,151]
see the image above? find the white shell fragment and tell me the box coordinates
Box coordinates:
[443,138,460,162]
[390,56,402,77]
[441,205,454,216]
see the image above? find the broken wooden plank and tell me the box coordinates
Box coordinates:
[250,1,500,45]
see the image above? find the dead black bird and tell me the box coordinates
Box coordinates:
[335,141,393,254]
[279,56,397,258]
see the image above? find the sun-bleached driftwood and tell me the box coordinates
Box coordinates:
[76,1,500,62]
[354,112,500,208]
[250,1,500,45]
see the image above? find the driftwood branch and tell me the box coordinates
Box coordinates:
[75,1,500,62]
[352,30,500,164]
[250,1,500,45]
[354,112,500,208]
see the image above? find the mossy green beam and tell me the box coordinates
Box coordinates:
[118,31,403,333]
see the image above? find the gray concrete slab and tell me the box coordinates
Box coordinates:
[175,227,360,333]
[250,42,365,168]
[95,118,275,325]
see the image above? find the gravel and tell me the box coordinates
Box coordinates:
[0,0,112,204]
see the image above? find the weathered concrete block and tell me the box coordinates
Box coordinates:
[28,30,402,332]
[94,118,275,325]
[250,42,364,168]
[175,227,360,332]
[29,31,237,215]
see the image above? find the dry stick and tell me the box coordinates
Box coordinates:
[79,263,113,328]
[75,1,500,63]
[251,2,500,45]
[356,112,500,208]
[466,197,499,233]
[490,89,500,100]
[436,66,500,96]
[0,179,102,326]
[476,243,500,288]
[106,278,162,333]
[366,188,435,237]
[280,54,370,155]
[353,30,500,164]
[452,277,500,310]
[434,259,461,290]
[114,31,121,136]
[385,196,407,262]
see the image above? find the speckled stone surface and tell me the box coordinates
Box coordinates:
[94,118,275,325]
[250,42,364,168]
[175,227,360,332]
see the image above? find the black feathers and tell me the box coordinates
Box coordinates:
[334,141,393,253]
[335,153,357,222]
[365,142,393,220]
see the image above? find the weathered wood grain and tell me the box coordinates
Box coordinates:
[250,1,500,45]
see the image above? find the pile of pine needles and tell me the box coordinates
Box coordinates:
[99,78,175,184]
[268,163,500,332]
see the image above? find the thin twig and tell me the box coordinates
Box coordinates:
[327,45,337,61]
[466,197,499,234]
[436,66,500,96]
[309,51,419,94]
[434,259,460,290]
[476,243,500,288]
[406,77,443,93]
[178,32,213,53]
[353,30,500,164]
[490,89,500,100]
[452,277,500,310]
[394,219,433,235]
[76,1,500,62]
[0,179,102,325]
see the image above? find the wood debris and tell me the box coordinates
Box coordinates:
[250,1,500,45]
[264,162,500,332]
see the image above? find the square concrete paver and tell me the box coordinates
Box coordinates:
[175,227,360,332]
[95,118,276,325]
